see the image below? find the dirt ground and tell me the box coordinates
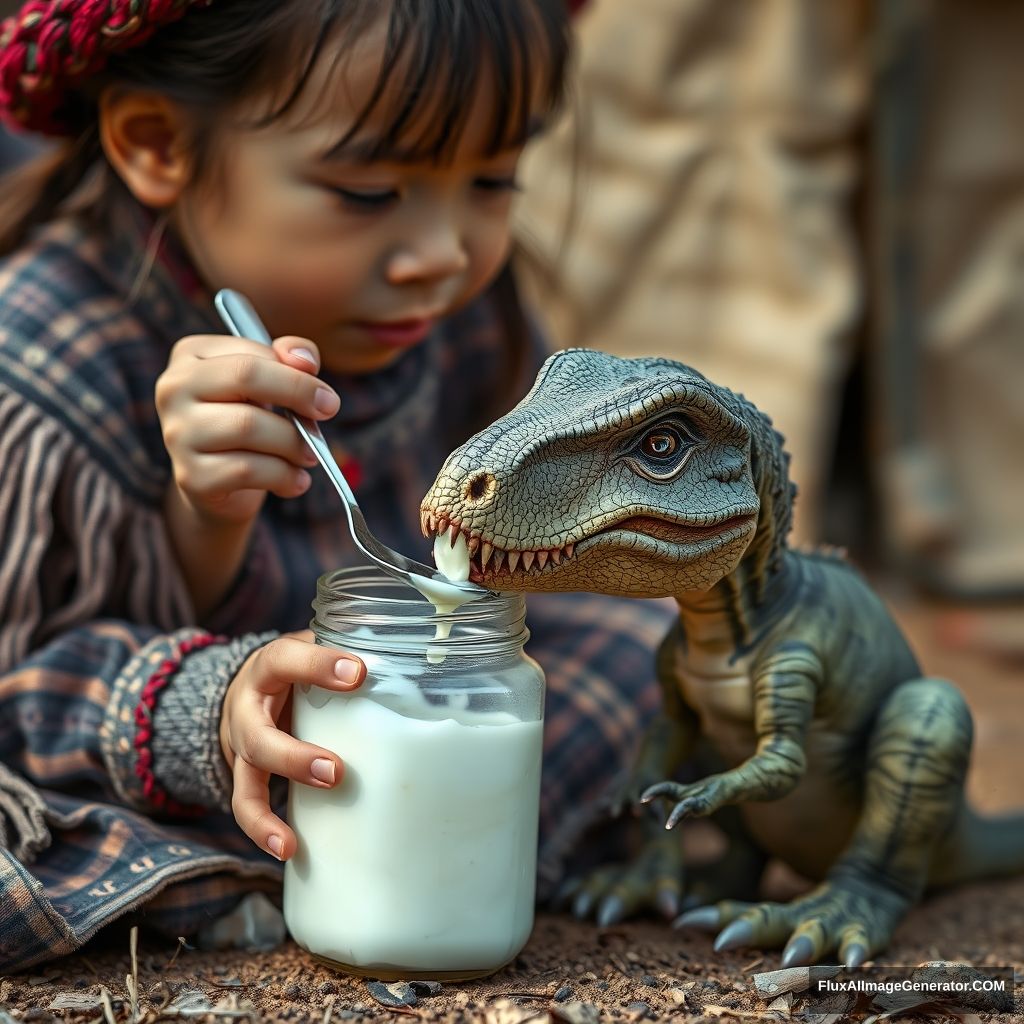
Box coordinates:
[1,588,1022,1024]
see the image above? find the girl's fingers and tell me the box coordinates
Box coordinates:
[272,336,322,373]
[183,352,339,420]
[234,723,344,791]
[247,634,365,697]
[231,757,294,860]
[183,403,318,467]
[182,452,316,502]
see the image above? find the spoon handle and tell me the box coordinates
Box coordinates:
[213,289,362,517]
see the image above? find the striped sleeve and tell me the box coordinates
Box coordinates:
[0,386,273,836]
[0,385,194,665]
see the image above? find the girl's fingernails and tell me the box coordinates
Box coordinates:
[334,659,361,684]
[315,388,340,415]
[311,758,336,784]
[268,834,284,859]
[294,470,311,491]
[292,347,317,366]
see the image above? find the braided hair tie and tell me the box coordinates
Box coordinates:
[0,0,213,135]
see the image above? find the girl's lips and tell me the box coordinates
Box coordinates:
[357,318,436,348]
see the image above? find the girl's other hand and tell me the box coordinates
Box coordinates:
[156,334,341,526]
[219,630,365,860]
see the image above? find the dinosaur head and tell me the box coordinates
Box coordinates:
[420,348,795,598]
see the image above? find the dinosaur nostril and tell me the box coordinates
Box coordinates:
[464,471,496,504]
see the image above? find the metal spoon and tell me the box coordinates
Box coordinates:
[214,288,490,598]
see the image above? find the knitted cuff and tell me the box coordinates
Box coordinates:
[147,631,278,815]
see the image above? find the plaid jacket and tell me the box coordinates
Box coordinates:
[0,198,674,973]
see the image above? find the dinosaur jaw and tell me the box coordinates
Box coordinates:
[418,508,758,592]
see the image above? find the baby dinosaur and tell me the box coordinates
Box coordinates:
[419,348,1024,969]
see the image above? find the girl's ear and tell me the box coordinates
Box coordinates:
[98,88,194,208]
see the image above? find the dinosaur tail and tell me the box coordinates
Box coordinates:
[931,806,1024,887]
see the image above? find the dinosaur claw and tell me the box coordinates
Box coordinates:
[673,906,720,932]
[572,889,595,919]
[844,942,868,972]
[655,888,681,919]
[781,935,815,968]
[666,802,692,829]
[713,919,754,952]
[596,895,625,927]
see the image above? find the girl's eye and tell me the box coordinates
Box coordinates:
[474,176,521,194]
[329,186,398,210]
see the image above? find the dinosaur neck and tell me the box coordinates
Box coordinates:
[673,548,799,652]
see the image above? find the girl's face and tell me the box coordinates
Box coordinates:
[174,19,533,376]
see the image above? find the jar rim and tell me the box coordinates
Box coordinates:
[312,566,530,658]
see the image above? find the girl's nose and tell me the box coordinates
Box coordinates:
[385,225,470,285]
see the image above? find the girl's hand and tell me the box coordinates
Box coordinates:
[156,334,341,526]
[219,630,365,860]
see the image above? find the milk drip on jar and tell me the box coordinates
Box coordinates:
[283,566,545,980]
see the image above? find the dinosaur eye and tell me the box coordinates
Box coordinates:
[626,421,698,482]
[641,430,680,459]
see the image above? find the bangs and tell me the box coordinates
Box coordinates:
[312,0,570,164]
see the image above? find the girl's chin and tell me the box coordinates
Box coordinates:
[320,345,406,376]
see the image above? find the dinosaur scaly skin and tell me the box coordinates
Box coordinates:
[420,349,1024,969]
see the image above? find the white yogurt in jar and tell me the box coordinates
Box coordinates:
[283,686,543,975]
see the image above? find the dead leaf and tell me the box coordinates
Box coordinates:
[753,966,843,998]
[48,993,103,1011]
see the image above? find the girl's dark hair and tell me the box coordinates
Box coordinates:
[0,0,570,254]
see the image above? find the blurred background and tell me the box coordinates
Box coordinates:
[1,0,1019,661]
[511,0,1024,665]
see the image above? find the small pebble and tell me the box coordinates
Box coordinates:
[319,981,338,996]
[640,975,658,987]
[284,984,302,999]
[596,980,610,991]
[408,980,442,997]
[625,952,640,963]
[625,1001,651,1018]
[367,981,417,1008]
[553,985,573,1002]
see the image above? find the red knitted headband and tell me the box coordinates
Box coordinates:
[0,0,213,136]
[0,0,588,138]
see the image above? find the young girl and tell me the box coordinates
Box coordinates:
[0,0,673,971]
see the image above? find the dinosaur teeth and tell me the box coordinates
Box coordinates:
[522,551,535,572]
[536,550,549,570]
[491,548,505,571]
[467,535,480,558]
[506,550,520,573]
[480,541,494,568]
[550,547,562,565]
[427,512,438,534]
[448,522,460,548]
[564,542,574,560]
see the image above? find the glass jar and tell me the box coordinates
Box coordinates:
[283,567,546,981]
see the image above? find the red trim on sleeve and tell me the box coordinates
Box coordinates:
[133,632,225,815]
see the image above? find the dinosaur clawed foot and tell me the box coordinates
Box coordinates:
[675,877,911,969]
[555,828,764,928]
[554,831,686,925]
